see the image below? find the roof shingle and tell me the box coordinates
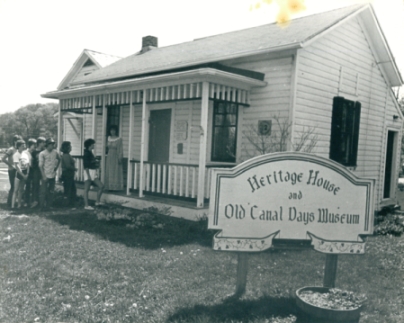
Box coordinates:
[72,4,365,85]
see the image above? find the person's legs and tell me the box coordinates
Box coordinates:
[84,180,91,207]
[31,170,40,206]
[40,178,47,208]
[48,178,55,207]
[17,178,26,207]
[7,169,16,206]
[67,175,77,205]
[24,174,32,206]
[93,178,104,203]
[12,177,20,208]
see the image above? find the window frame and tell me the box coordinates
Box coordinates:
[211,100,239,163]
[329,96,361,167]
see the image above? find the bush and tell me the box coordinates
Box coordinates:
[374,213,404,236]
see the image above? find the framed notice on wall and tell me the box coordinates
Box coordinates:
[175,120,188,141]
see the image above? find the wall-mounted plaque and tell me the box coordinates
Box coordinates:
[175,120,188,141]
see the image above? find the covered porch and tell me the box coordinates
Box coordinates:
[44,66,267,211]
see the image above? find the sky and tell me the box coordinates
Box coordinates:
[0,0,403,114]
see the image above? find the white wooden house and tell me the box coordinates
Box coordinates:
[42,4,403,218]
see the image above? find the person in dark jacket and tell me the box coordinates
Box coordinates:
[60,141,77,208]
[83,138,104,210]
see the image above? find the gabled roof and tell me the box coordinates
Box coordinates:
[59,3,402,91]
[58,49,122,90]
[71,4,402,88]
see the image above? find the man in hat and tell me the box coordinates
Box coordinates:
[39,138,60,210]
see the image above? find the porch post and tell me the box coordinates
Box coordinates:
[196,82,209,207]
[57,100,63,180]
[127,91,134,195]
[101,95,107,184]
[91,95,97,155]
[139,89,147,198]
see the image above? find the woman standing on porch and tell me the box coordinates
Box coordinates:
[105,125,123,191]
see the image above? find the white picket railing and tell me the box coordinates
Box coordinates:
[129,161,213,199]
[72,156,218,201]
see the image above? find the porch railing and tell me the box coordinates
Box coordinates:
[71,156,229,201]
[129,160,214,199]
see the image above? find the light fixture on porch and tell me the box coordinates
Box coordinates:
[96,106,103,115]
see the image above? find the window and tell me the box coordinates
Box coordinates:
[107,106,120,135]
[329,97,361,167]
[211,101,238,162]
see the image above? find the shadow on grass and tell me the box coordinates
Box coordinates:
[0,200,215,250]
[166,295,310,323]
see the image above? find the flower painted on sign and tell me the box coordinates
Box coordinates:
[250,0,306,26]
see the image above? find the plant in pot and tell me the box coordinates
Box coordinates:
[296,286,366,323]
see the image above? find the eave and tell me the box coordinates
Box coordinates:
[42,68,268,100]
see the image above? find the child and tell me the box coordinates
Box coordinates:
[1,134,22,207]
[83,138,104,210]
[60,141,77,208]
[30,137,46,208]
[39,138,60,210]
[11,140,29,208]
[23,138,37,207]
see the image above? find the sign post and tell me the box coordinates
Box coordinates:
[208,152,374,297]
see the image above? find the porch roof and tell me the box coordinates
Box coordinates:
[41,67,267,100]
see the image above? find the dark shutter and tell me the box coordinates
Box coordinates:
[330,97,345,162]
[351,101,361,166]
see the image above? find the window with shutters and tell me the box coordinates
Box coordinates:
[329,97,361,167]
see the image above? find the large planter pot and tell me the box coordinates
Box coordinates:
[296,286,364,323]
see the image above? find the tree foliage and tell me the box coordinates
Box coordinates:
[0,103,59,146]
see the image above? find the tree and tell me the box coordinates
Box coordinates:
[0,102,59,146]
[242,114,318,158]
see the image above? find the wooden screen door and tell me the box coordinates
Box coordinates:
[148,109,171,162]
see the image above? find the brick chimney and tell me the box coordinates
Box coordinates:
[141,36,158,53]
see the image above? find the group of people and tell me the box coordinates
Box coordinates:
[1,125,124,211]
[2,135,62,210]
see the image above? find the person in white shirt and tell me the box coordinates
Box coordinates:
[11,140,29,208]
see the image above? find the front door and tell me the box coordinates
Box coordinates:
[148,109,171,162]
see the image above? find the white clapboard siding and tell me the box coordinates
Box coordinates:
[189,101,202,164]
[121,106,130,158]
[227,55,293,162]
[295,16,401,209]
[63,118,82,155]
[131,104,143,160]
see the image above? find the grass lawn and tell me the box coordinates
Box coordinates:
[0,191,403,323]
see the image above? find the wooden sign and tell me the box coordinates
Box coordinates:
[208,152,375,254]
